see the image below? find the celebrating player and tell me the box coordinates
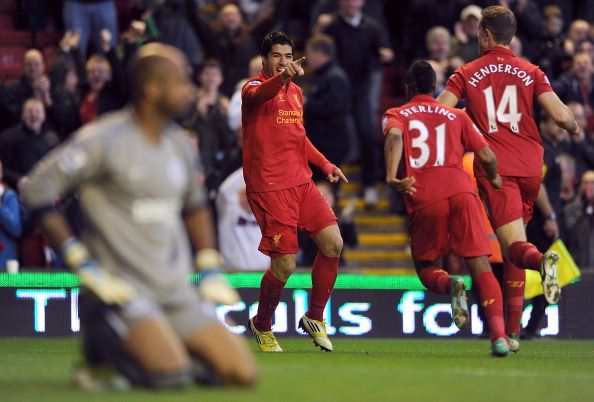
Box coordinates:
[384,60,509,356]
[19,43,258,389]
[437,5,580,352]
[242,31,347,352]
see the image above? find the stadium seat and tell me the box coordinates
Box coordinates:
[0,30,32,47]
[0,45,26,81]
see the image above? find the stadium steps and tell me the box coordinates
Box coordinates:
[338,164,413,270]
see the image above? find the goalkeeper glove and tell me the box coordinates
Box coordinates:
[195,248,240,305]
[62,238,136,305]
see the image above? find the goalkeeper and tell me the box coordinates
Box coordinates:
[19,43,258,390]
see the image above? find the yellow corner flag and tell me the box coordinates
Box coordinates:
[525,239,581,299]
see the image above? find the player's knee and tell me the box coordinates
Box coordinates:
[220,363,259,387]
[319,236,343,258]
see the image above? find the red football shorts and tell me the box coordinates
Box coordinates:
[409,192,491,261]
[476,175,541,229]
[247,181,337,256]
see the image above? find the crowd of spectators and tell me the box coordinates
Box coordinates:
[1,0,593,271]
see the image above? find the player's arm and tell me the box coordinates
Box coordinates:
[436,90,460,108]
[475,146,502,190]
[242,58,305,108]
[19,136,135,305]
[537,92,580,137]
[534,183,559,239]
[305,137,347,183]
[182,150,240,305]
[384,127,415,194]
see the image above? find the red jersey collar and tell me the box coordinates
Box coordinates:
[410,94,438,103]
[482,45,516,58]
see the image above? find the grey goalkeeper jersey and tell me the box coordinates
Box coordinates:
[20,109,207,299]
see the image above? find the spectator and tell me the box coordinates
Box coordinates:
[186,0,284,97]
[533,5,567,80]
[0,98,60,189]
[564,170,594,269]
[62,0,118,58]
[3,49,46,126]
[47,31,84,140]
[303,34,352,180]
[0,160,22,271]
[426,27,461,87]
[228,56,262,133]
[554,52,594,132]
[184,59,238,194]
[72,29,127,124]
[324,0,393,207]
[451,5,482,63]
[216,168,270,271]
[568,102,594,180]
[143,0,204,69]
[563,19,590,57]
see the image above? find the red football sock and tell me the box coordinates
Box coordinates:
[418,267,452,294]
[253,269,286,332]
[507,241,543,271]
[503,259,526,335]
[306,253,339,321]
[473,271,506,340]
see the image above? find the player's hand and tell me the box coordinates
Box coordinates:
[195,249,241,305]
[386,176,416,194]
[197,269,241,305]
[489,174,503,190]
[100,28,112,52]
[326,166,348,184]
[543,217,560,240]
[62,238,135,305]
[280,57,305,81]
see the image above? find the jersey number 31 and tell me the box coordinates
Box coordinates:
[408,120,446,168]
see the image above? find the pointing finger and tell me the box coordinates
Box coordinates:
[294,57,306,66]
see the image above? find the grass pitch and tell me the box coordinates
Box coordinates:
[1,337,593,402]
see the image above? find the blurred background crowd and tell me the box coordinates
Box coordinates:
[0,0,593,274]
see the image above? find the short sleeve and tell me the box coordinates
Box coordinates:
[382,108,405,137]
[20,126,107,210]
[533,67,554,98]
[461,113,489,153]
[444,67,466,100]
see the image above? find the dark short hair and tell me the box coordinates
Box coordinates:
[543,5,562,20]
[480,6,517,45]
[406,60,436,95]
[306,34,336,58]
[260,31,295,57]
[199,58,222,74]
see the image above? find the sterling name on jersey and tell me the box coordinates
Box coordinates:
[445,45,553,178]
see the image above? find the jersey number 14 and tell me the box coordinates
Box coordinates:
[483,85,522,134]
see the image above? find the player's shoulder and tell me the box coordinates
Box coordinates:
[243,76,264,89]
[72,109,132,144]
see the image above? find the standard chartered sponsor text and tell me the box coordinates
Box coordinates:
[277,109,303,124]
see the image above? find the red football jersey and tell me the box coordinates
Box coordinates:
[444,46,553,177]
[383,94,489,213]
[241,70,312,193]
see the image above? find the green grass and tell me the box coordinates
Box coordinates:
[1,338,593,402]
